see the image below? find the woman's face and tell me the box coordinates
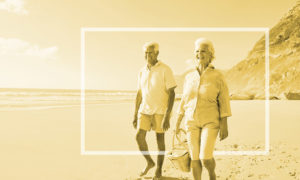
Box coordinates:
[195,43,212,66]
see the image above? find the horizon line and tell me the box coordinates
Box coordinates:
[0,87,138,91]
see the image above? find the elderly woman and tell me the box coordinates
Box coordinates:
[175,38,231,180]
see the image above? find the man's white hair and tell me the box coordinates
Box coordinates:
[143,42,159,52]
[194,38,215,61]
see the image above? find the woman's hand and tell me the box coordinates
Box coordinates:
[175,122,180,134]
[175,114,184,134]
[219,117,228,141]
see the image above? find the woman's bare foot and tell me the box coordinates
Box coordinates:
[139,161,155,176]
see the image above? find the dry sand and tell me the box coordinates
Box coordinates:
[0,101,300,180]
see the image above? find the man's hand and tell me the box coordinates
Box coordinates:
[133,115,138,129]
[162,113,170,131]
[219,117,228,141]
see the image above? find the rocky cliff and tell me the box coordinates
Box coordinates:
[225,1,300,99]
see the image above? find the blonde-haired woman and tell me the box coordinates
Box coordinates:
[175,38,231,180]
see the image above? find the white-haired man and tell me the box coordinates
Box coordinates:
[133,42,177,178]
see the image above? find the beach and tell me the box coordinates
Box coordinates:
[1,91,300,180]
[2,0,300,179]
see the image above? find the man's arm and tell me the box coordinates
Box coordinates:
[166,87,176,114]
[162,87,176,131]
[133,89,142,129]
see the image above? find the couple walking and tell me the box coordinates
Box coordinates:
[133,38,232,180]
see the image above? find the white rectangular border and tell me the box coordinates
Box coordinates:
[81,27,270,156]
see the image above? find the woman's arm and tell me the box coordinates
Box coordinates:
[175,114,184,134]
[175,73,189,133]
[219,117,228,140]
[218,73,231,140]
[175,93,186,133]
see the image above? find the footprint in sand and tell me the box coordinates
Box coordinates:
[289,171,296,177]
[248,173,254,177]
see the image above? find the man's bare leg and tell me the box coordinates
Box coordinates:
[136,129,155,176]
[154,133,165,178]
[191,160,202,180]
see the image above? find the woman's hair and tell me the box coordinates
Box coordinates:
[143,42,159,53]
[194,38,215,62]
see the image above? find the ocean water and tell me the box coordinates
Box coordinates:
[0,88,137,110]
[0,88,184,110]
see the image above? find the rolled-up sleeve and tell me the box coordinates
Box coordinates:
[218,74,232,118]
[164,66,177,90]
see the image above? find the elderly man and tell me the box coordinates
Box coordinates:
[133,42,176,178]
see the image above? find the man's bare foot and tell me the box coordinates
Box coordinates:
[154,168,162,178]
[139,161,155,176]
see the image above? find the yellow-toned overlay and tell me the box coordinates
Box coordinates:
[0,0,300,179]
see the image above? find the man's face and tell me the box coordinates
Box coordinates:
[195,44,211,65]
[144,46,158,65]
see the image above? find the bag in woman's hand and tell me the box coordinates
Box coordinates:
[167,129,191,172]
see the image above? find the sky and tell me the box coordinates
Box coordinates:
[0,0,297,90]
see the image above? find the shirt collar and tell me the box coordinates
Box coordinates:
[193,59,214,68]
[146,60,161,70]
[195,63,214,76]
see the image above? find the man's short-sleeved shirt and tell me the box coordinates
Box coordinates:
[177,64,231,125]
[138,61,177,115]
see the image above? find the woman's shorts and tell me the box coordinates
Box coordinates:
[186,120,219,160]
[137,113,165,133]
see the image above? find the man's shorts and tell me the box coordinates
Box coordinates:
[137,113,165,133]
[185,120,219,160]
